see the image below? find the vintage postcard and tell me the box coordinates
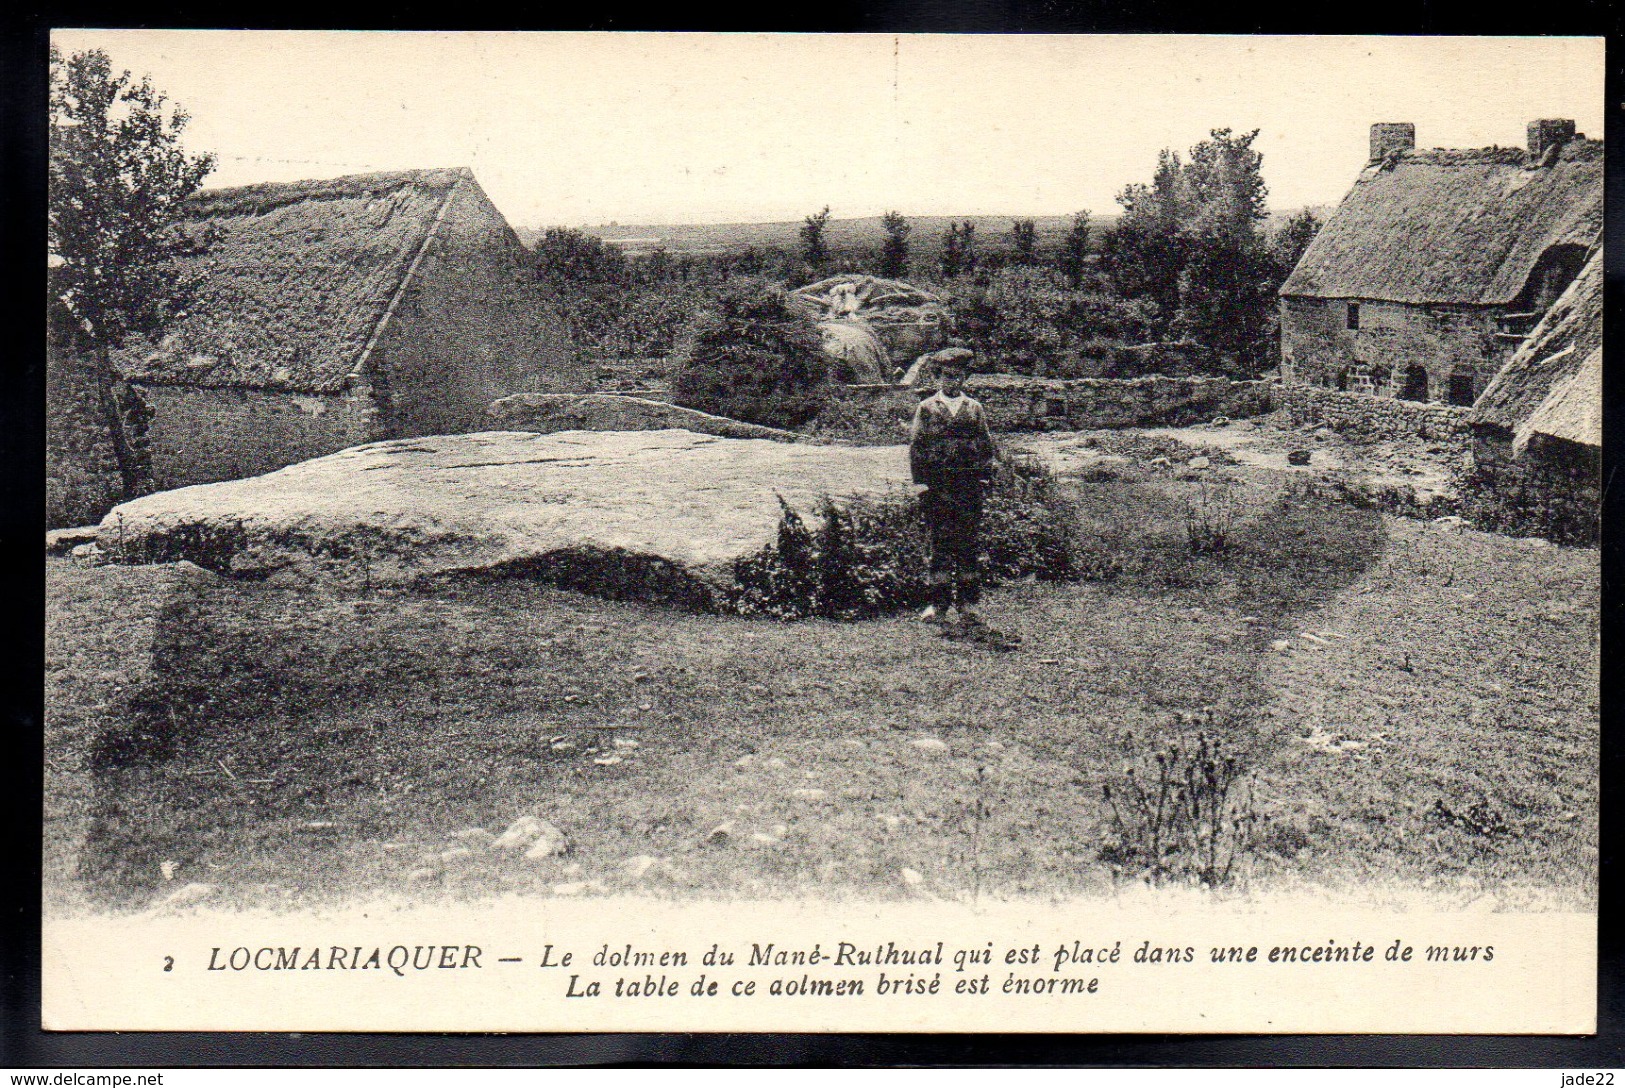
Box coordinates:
[41,31,1601,1033]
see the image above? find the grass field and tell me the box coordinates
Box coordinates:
[43,450,1598,916]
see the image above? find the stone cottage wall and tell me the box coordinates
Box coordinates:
[1459,430,1599,545]
[1280,295,1509,402]
[1272,383,1471,447]
[374,181,585,440]
[134,383,378,490]
[47,347,127,528]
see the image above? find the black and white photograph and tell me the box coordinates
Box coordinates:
[38,30,1602,1034]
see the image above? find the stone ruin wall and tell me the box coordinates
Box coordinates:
[47,347,129,529]
[134,382,379,491]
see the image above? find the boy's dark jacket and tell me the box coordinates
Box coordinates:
[909,391,997,488]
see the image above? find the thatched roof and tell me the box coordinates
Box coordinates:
[1521,346,1600,450]
[115,167,496,393]
[1280,140,1602,305]
[1470,247,1601,448]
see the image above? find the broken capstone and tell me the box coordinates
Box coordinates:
[98,429,911,611]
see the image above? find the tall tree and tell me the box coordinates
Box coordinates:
[49,46,216,496]
[1058,210,1091,289]
[1009,219,1037,265]
[800,205,831,274]
[879,210,910,278]
[1103,128,1278,372]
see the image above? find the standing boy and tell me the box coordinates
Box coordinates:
[908,347,998,624]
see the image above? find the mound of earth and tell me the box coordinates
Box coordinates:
[488,393,808,443]
[98,430,912,608]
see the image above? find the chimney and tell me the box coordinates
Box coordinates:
[1369,123,1416,162]
[1527,119,1576,158]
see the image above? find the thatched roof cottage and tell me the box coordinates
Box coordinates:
[1279,120,1601,406]
[113,167,585,489]
[1458,247,1601,544]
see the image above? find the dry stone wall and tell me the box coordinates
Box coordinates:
[1273,383,1471,447]
[968,375,1271,430]
[489,393,808,442]
[1459,433,1599,545]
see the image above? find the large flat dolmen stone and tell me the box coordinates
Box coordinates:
[489,393,812,443]
[98,429,913,608]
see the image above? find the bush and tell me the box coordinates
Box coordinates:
[1099,724,1261,888]
[937,267,1158,377]
[1184,477,1239,554]
[670,278,829,429]
[728,455,1098,620]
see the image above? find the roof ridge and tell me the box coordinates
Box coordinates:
[346,171,465,387]
[1386,140,1604,167]
[183,167,472,219]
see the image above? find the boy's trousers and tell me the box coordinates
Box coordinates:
[920,481,985,608]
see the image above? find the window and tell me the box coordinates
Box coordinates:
[1346,302,1361,330]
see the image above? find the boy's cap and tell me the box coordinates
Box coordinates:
[931,347,974,371]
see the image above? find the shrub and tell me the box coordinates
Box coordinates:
[669,278,829,429]
[1184,477,1238,554]
[981,453,1084,581]
[1099,725,1261,888]
[728,455,1095,620]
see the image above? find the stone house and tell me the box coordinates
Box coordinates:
[1279,120,1601,406]
[1461,247,1601,544]
[112,167,585,489]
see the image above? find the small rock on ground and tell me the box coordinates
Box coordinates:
[493,816,544,851]
[523,821,569,860]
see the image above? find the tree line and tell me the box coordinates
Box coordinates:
[535,130,1320,377]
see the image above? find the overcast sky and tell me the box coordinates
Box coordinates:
[52,31,1605,229]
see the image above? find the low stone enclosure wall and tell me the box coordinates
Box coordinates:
[815,375,1273,439]
[577,374,1465,448]
[490,392,808,443]
[1271,382,1471,449]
